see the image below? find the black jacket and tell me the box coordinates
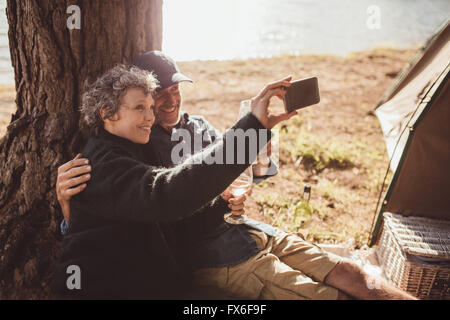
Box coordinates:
[52,112,270,299]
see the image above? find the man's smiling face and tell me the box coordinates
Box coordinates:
[153,83,182,128]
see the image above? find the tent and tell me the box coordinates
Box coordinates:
[369,19,450,246]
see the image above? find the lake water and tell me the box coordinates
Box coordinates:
[0,0,449,85]
[162,0,450,61]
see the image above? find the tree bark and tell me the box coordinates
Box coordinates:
[0,0,162,299]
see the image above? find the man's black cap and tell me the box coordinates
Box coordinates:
[132,51,193,91]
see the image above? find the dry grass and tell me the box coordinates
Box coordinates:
[178,47,417,247]
[0,84,15,137]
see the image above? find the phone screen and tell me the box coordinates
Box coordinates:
[284,77,320,112]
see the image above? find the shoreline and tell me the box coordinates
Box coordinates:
[173,45,421,63]
[0,45,421,89]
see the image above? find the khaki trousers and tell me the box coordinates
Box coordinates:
[193,228,342,300]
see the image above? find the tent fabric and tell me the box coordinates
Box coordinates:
[377,19,450,106]
[370,20,450,245]
[375,24,450,172]
[383,75,450,219]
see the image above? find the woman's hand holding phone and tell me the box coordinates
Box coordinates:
[250,76,298,129]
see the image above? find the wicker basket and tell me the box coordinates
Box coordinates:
[376,212,450,300]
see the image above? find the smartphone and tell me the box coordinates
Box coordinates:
[283,77,320,112]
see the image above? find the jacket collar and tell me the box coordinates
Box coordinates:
[97,127,145,158]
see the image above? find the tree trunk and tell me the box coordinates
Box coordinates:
[0,0,162,299]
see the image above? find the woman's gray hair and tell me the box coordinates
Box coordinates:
[80,64,159,132]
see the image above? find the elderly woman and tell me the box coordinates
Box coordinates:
[52,64,293,299]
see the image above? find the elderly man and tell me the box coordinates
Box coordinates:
[56,51,416,300]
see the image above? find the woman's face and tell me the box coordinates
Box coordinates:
[103,87,155,144]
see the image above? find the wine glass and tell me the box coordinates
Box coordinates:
[224,165,253,224]
[238,99,251,118]
[224,99,254,224]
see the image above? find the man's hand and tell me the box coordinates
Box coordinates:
[56,153,91,222]
[250,76,297,129]
[221,188,251,217]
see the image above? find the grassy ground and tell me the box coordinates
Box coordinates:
[0,47,417,247]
